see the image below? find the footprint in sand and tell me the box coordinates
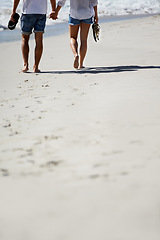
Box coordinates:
[0,169,9,177]
[73,88,79,91]
[40,160,62,169]
[120,171,129,176]
[44,135,62,140]
[9,131,20,136]
[89,174,100,179]
[89,173,109,180]
[3,123,11,128]
[90,83,99,86]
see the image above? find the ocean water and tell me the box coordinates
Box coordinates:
[0,0,160,42]
[0,0,160,29]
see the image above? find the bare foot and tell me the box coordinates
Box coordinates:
[33,66,41,73]
[22,64,29,72]
[73,55,79,69]
[79,66,85,69]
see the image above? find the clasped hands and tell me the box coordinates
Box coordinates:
[49,11,58,20]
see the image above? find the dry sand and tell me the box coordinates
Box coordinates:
[0,15,160,240]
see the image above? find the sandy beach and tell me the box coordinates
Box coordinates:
[0,15,160,240]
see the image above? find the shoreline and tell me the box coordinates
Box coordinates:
[0,13,159,43]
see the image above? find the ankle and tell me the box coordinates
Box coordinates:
[24,62,28,67]
[33,64,38,69]
[33,65,40,73]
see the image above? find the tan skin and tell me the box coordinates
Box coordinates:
[10,0,56,72]
[21,32,43,73]
[51,5,98,69]
[69,23,90,69]
[22,32,43,73]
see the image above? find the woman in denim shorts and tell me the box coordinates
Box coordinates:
[51,0,98,69]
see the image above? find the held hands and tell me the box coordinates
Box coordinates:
[50,6,61,21]
[49,10,58,20]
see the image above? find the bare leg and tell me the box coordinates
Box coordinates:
[79,23,91,68]
[69,25,80,69]
[33,32,43,73]
[21,34,30,72]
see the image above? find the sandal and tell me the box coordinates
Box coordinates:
[92,23,100,42]
[8,13,20,30]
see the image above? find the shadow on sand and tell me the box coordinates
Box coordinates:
[40,65,160,75]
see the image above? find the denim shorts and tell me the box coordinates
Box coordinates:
[69,15,93,25]
[21,14,46,35]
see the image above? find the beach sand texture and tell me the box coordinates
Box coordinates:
[0,16,160,240]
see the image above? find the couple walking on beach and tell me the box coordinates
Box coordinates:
[10,0,98,72]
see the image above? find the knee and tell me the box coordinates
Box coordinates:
[80,39,87,46]
[70,37,77,43]
[22,34,29,42]
[22,37,28,44]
